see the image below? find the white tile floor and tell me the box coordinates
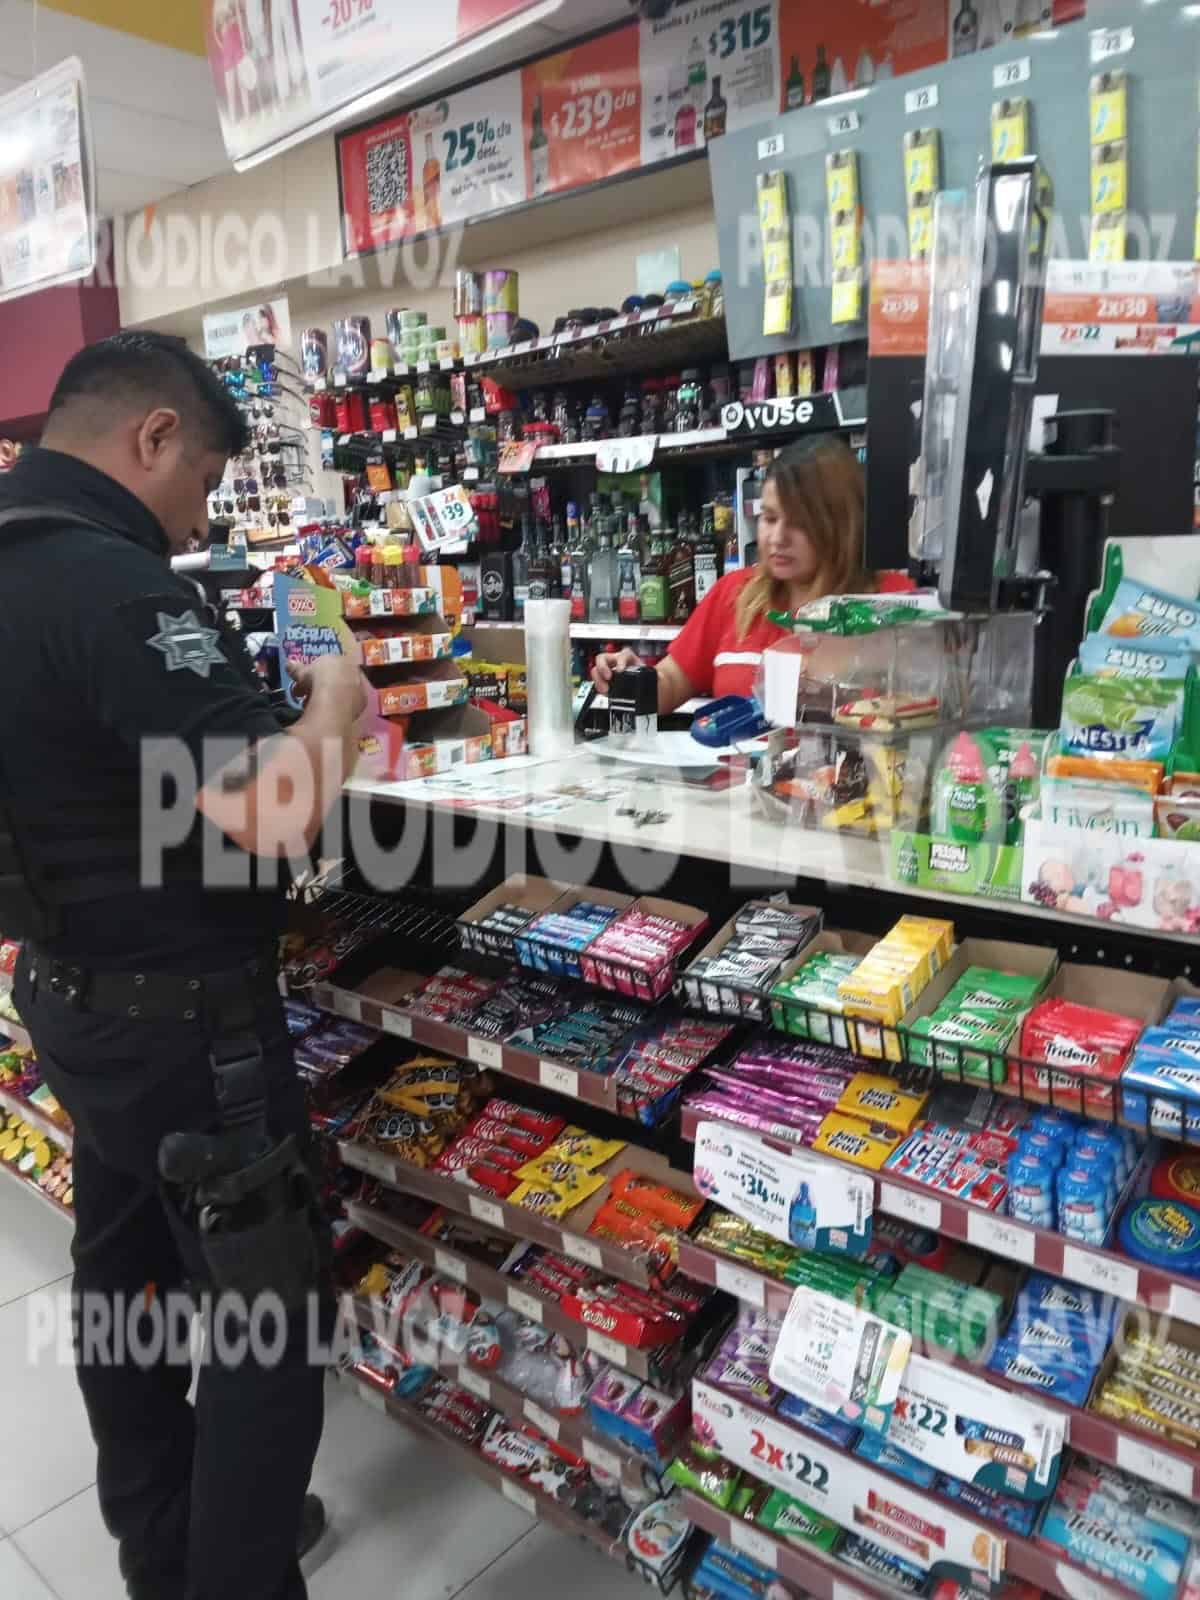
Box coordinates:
[0,1177,650,1599]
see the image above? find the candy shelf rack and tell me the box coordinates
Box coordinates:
[338,1136,697,1293]
[341,1363,623,1561]
[348,1293,658,1493]
[346,1198,664,1383]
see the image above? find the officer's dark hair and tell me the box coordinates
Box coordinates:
[46,331,250,457]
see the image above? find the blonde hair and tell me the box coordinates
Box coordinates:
[735,435,868,640]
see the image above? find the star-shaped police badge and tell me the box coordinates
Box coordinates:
[146,610,226,679]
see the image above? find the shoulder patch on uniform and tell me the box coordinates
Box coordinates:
[145,609,226,679]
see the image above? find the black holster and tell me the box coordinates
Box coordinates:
[157,978,321,1313]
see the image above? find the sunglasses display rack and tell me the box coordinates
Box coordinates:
[208,346,321,547]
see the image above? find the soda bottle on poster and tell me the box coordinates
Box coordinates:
[811,45,831,102]
[1013,0,1043,37]
[953,0,980,56]
[423,134,442,229]
[978,0,1004,50]
[530,95,550,197]
[704,76,727,142]
[687,35,707,109]
[785,55,806,110]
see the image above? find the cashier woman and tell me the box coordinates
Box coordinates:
[592,435,896,715]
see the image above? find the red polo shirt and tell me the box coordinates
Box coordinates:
[668,567,918,701]
[668,568,787,700]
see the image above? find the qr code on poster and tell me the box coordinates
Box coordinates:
[366,135,409,218]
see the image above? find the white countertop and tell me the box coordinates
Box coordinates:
[344,748,1191,948]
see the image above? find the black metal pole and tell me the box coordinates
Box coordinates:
[1027,408,1120,727]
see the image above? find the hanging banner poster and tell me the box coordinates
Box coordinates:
[776,0,947,107]
[338,111,414,257]
[521,29,642,201]
[0,57,95,304]
[639,0,781,161]
[203,295,293,360]
[408,73,525,233]
[207,0,541,171]
[947,0,1085,56]
[873,259,1200,360]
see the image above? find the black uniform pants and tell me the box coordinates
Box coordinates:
[14,956,330,1600]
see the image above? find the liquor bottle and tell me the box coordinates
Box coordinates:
[811,44,831,102]
[480,548,513,621]
[422,133,442,230]
[530,94,551,197]
[703,75,727,142]
[589,525,618,624]
[528,519,554,601]
[668,515,696,622]
[511,514,532,622]
[554,512,572,599]
[569,503,589,622]
[953,0,980,55]
[639,526,668,623]
[694,503,722,605]
[618,517,641,623]
[785,55,806,110]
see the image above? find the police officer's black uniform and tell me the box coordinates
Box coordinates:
[0,447,329,1600]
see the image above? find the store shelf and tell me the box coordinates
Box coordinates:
[313,302,724,398]
[677,1110,1200,1328]
[345,1198,661,1382]
[680,1490,886,1600]
[348,1293,657,1491]
[313,401,864,469]
[690,1373,1144,1600]
[345,752,1200,953]
[678,1234,1200,1501]
[338,1136,691,1292]
[0,1083,72,1154]
[569,623,682,641]
[0,1158,72,1222]
[312,978,626,1113]
[341,1364,623,1560]
[0,1016,32,1052]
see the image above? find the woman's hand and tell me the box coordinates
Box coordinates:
[590,647,644,691]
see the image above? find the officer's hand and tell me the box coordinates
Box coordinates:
[591,648,644,691]
[291,653,368,722]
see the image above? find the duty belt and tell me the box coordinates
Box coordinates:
[26,948,280,1132]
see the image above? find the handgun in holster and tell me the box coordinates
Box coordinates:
[159,1020,322,1313]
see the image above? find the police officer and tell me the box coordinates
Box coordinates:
[0,333,366,1599]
